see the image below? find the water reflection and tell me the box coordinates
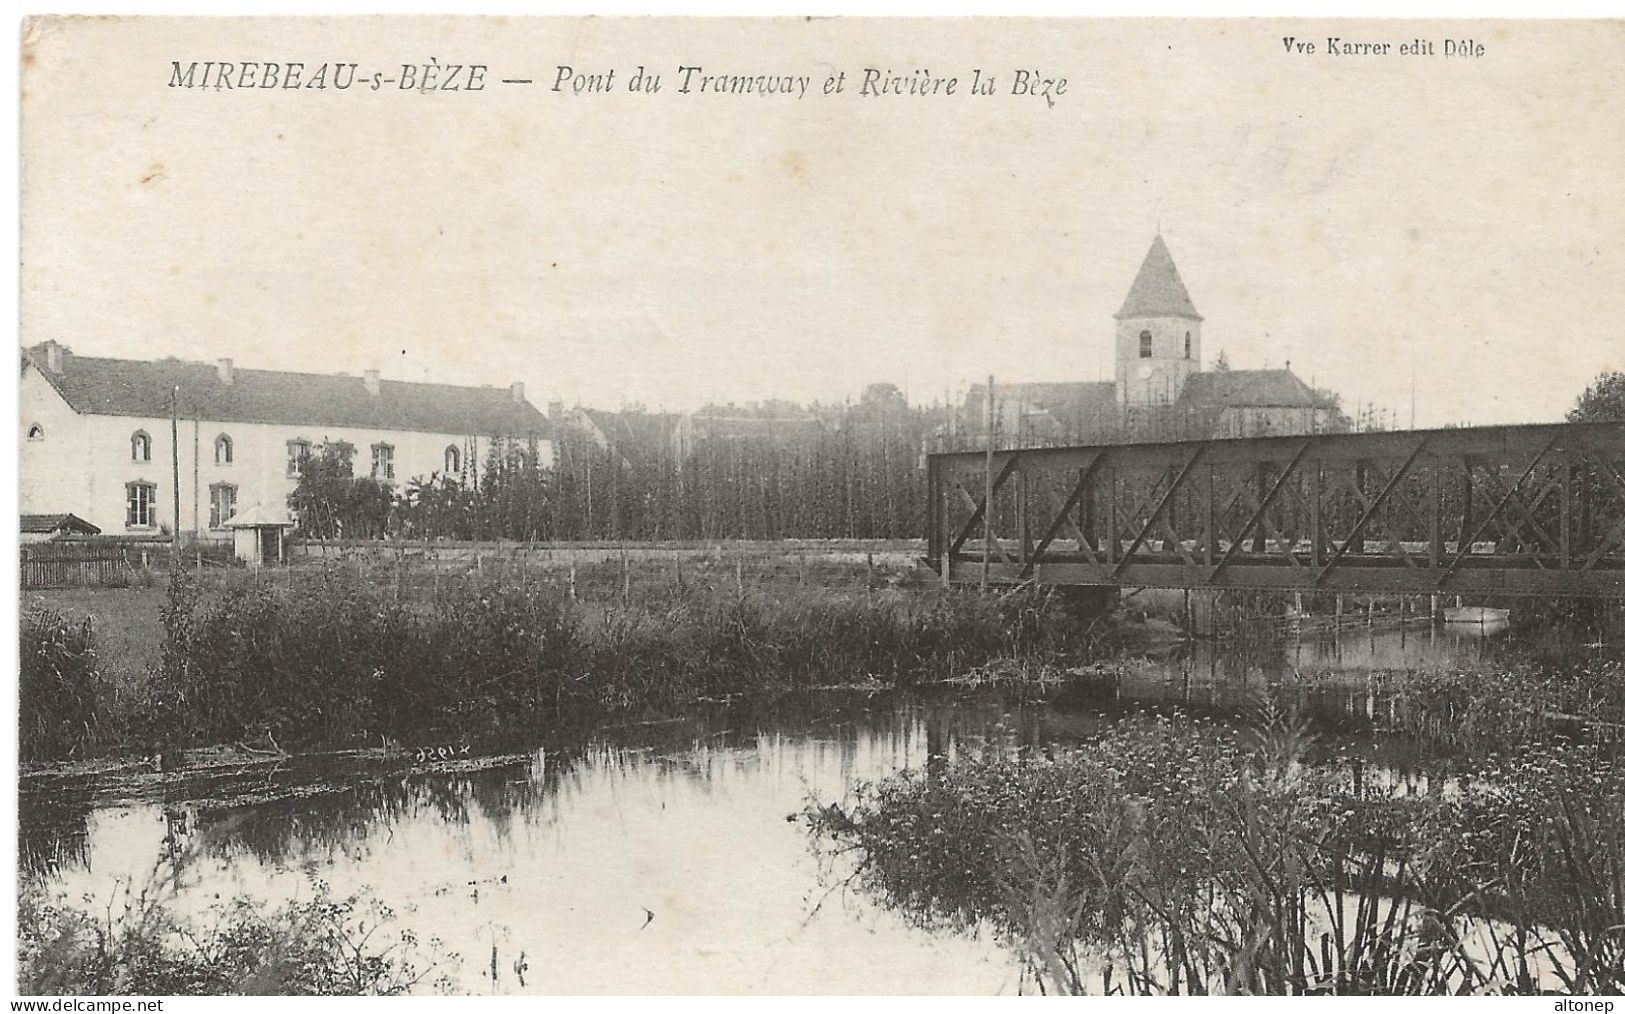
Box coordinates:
[17,620,1617,993]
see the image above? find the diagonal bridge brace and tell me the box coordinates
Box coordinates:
[1208,440,1311,583]
[1112,446,1207,579]
[1020,452,1105,578]
[1437,434,1560,589]
[947,455,1020,559]
[1317,435,1431,586]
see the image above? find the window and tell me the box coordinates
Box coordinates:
[287,439,310,478]
[131,430,152,462]
[1139,330,1153,359]
[209,483,238,529]
[26,423,43,440]
[1184,331,1192,360]
[214,433,233,465]
[126,481,157,529]
[445,444,461,474]
[371,443,395,481]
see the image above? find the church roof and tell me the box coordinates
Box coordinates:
[22,345,550,438]
[1115,235,1203,322]
[1179,369,1318,409]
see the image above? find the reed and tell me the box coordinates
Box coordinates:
[805,711,1625,995]
[21,564,1112,759]
[16,846,453,995]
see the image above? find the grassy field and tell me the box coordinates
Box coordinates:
[22,586,166,690]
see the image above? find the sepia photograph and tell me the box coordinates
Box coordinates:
[9,13,1625,998]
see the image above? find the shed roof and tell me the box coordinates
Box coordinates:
[223,503,293,528]
[20,512,101,536]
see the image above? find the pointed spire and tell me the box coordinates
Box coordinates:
[1115,234,1202,321]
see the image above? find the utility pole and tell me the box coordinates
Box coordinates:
[982,374,994,592]
[1410,365,1417,430]
[193,417,201,569]
[169,385,181,570]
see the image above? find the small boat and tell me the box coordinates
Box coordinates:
[1442,605,1510,625]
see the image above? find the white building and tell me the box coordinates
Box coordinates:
[19,341,551,539]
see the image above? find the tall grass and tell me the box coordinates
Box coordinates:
[22,565,1109,759]
[1374,661,1625,756]
[19,608,107,760]
[17,853,453,995]
[805,711,1625,995]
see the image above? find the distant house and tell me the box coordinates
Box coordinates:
[19,512,101,543]
[963,380,1119,446]
[556,405,683,467]
[1179,368,1331,438]
[672,402,825,459]
[20,341,550,539]
[964,235,1344,445]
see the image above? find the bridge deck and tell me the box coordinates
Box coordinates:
[926,421,1625,598]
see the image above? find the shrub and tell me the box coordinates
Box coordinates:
[19,607,105,760]
[17,876,452,995]
[137,567,1112,754]
[806,712,1625,995]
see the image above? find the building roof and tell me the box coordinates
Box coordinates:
[577,407,681,447]
[224,502,293,528]
[22,344,550,438]
[965,381,1117,419]
[1115,235,1203,322]
[567,407,683,465]
[686,403,825,440]
[1179,369,1318,409]
[20,512,101,536]
[964,381,1120,443]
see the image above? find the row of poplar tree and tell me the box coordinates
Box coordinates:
[289,384,960,542]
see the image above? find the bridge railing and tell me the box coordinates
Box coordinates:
[925,421,1625,598]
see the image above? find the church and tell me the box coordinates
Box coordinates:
[965,235,1339,446]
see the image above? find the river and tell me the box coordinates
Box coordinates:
[17,617,1617,994]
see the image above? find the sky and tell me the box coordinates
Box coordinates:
[19,16,1625,425]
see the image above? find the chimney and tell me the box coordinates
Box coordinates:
[548,399,565,424]
[216,358,234,386]
[363,369,381,397]
[510,381,525,405]
[39,340,65,374]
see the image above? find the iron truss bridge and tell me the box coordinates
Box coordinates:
[925,422,1625,598]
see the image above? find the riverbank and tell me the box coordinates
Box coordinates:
[805,709,1625,995]
[21,625,1625,995]
[21,560,1131,763]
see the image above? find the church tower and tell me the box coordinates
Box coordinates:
[1114,235,1203,409]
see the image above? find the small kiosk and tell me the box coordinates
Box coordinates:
[224,503,293,567]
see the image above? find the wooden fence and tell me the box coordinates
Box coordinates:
[20,538,236,589]
[20,544,139,589]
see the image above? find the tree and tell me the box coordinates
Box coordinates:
[477,435,551,540]
[288,441,396,539]
[1214,350,1231,373]
[857,382,908,419]
[1311,388,1354,433]
[1568,370,1625,423]
[401,473,479,540]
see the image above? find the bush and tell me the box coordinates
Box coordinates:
[805,712,1625,995]
[19,607,106,760]
[17,875,451,995]
[136,567,1110,755]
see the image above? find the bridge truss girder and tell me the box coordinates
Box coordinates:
[925,422,1625,598]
